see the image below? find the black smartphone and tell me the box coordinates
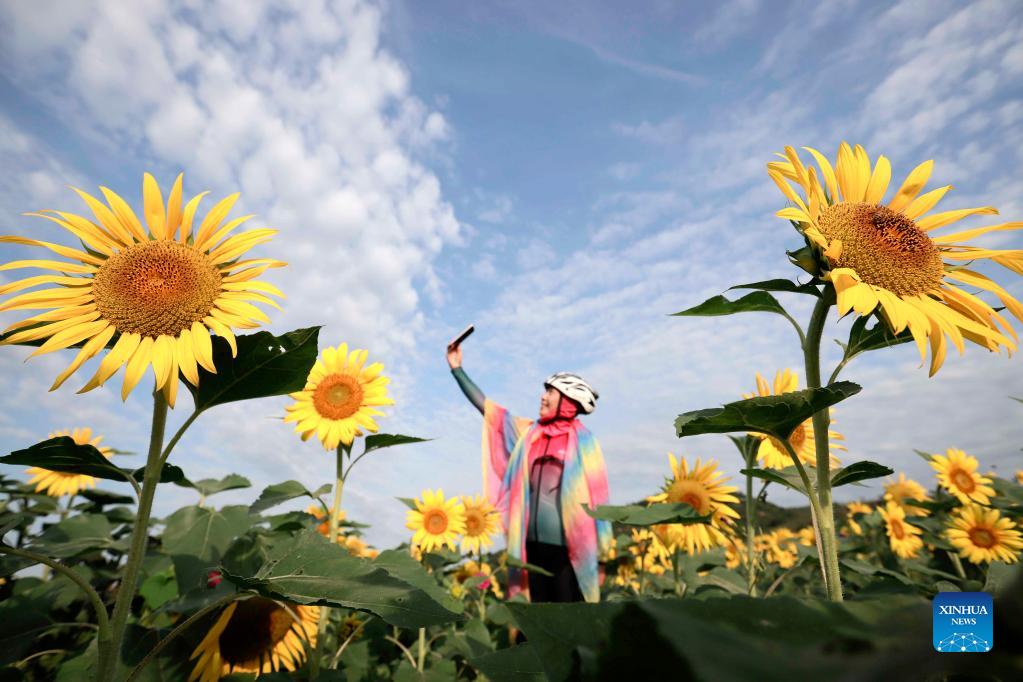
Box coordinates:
[448,324,475,349]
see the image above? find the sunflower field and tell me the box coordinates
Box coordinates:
[2,145,1023,682]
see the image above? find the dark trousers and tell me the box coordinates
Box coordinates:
[525,541,584,602]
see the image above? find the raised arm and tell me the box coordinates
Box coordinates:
[447,342,485,414]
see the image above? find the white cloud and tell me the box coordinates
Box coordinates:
[612,116,686,145]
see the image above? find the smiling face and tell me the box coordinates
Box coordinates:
[539,385,562,419]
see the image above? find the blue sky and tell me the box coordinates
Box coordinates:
[1,0,1022,548]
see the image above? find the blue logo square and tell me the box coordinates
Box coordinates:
[933,592,993,652]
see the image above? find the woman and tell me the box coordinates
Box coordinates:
[447,339,611,603]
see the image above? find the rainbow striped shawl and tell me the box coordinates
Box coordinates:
[481,398,611,602]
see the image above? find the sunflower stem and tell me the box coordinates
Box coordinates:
[803,290,844,601]
[124,592,240,682]
[418,627,427,671]
[100,387,169,682]
[948,551,968,581]
[312,443,347,678]
[0,545,112,672]
[778,437,831,595]
[744,460,758,596]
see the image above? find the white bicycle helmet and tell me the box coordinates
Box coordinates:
[544,372,599,414]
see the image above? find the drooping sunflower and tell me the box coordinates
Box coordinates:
[742,370,845,469]
[284,343,393,451]
[188,598,319,682]
[459,495,500,555]
[930,448,996,505]
[947,504,1023,565]
[769,143,1023,375]
[0,174,284,407]
[878,502,923,559]
[843,501,873,536]
[883,473,932,517]
[647,453,740,555]
[26,428,113,497]
[406,488,466,553]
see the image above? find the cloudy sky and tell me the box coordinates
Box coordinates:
[1,0,1021,548]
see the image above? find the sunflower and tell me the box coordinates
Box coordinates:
[188,598,319,681]
[284,343,393,451]
[406,488,466,553]
[930,448,996,505]
[883,473,932,517]
[769,143,1023,376]
[305,504,339,540]
[843,501,873,536]
[460,495,500,555]
[796,526,816,547]
[647,453,740,555]
[25,428,113,497]
[0,174,284,407]
[742,370,845,470]
[758,528,801,568]
[947,504,1023,565]
[723,534,746,569]
[1016,470,1023,485]
[878,503,923,559]
[628,528,672,574]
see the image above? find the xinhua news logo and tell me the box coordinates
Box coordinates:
[933,592,993,653]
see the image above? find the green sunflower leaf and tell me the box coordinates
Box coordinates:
[830,461,894,488]
[363,433,431,454]
[131,462,188,485]
[584,503,711,526]
[740,467,809,494]
[730,279,822,297]
[186,326,320,412]
[505,555,555,577]
[671,291,788,318]
[176,473,252,498]
[675,382,861,440]
[221,529,464,628]
[1,436,124,482]
[162,505,253,593]
[249,480,332,514]
[843,315,914,359]
[372,549,463,614]
[28,514,129,558]
[470,642,546,682]
[727,434,761,467]
[395,496,419,510]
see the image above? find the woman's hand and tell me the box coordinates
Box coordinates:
[446,342,462,369]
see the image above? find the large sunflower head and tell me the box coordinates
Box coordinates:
[406,488,466,554]
[188,598,319,682]
[947,504,1023,565]
[26,427,113,497]
[883,473,932,517]
[878,502,924,559]
[742,370,845,470]
[0,174,285,407]
[647,453,740,555]
[930,448,996,505]
[459,494,500,555]
[769,143,1023,376]
[284,343,393,451]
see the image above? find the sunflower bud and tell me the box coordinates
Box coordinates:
[787,245,822,276]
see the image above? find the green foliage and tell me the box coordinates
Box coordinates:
[185,326,320,411]
[837,314,915,360]
[362,434,430,455]
[671,291,788,318]
[248,480,331,514]
[176,474,251,498]
[29,514,129,558]
[162,505,252,593]
[1,437,124,482]
[830,460,894,487]
[675,382,861,440]
[729,278,821,297]
[222,530,464,628]
[585,503,711,526]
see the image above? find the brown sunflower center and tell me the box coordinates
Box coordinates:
[92,240,221,337]
[312,374,365,420]
[890,519,906,540]
[666,481,710,513]
[464,510,483,535]
[968,527,996,549]
[951,469,976,493]
[218,598,296,666]
[424,509,449,535]
[817,203,944,296]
